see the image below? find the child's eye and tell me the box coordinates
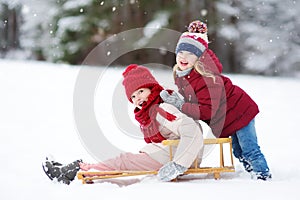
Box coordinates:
[138,89,143,94]
[131,95,135,100]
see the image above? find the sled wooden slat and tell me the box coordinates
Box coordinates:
[162,138,232,145]
[77,171,157,184]
[77,138,235,183]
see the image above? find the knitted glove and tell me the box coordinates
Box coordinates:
[160,90,184,111]
[158,161,188,181]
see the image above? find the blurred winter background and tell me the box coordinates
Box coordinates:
[1,0,299,76]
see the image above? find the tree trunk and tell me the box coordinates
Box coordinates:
[0,3,20,53]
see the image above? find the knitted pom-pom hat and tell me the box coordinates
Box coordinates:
[175,20,208,57]
[122,64,160,102]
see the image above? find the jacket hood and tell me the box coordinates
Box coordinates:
[199,49,223,74]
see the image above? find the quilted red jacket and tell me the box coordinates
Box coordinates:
[175,68,259,138]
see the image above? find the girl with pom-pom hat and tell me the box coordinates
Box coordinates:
[160,20,271,180]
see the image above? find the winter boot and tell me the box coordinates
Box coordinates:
[158,161,188,181]
[239,156,253,173]
[255,172,272,181]
[42,157,82,185]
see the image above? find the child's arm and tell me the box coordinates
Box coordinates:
[181,77,224,121]
[156,103,204,168]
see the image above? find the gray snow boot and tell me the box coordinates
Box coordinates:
[42,157,81,185]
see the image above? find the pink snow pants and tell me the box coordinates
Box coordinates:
[79,152,163,171]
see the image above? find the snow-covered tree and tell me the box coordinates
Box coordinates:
[217,0,300,76]
[20,0,62,60]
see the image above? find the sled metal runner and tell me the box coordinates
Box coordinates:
[77,138,235,184]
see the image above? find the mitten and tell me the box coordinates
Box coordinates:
[160,90,184,110]
[157,161,188,181]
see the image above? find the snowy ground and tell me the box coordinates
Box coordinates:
[1,59,300,200]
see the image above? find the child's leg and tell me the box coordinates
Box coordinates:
[231,134,243,159]
[235,119,271,177]
[231,134,253,172]
[80,152,163,171]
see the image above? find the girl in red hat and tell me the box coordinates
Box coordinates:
[160,20,271,180]
[42,64,204,184]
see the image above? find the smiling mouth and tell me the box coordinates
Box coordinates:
[180,61,188,66]
[138,101,145,107]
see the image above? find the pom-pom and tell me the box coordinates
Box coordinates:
[123,64,138,77]
[188,20,207,34]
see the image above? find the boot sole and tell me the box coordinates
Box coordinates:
[42,162,54,181]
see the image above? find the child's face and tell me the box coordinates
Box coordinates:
[130,88,151,109]
[176,50,198,71]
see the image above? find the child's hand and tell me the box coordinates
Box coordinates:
[160,90,184,110]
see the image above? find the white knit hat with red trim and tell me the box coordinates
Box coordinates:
[175,20,208,57]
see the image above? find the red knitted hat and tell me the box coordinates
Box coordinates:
[122,64,160,102]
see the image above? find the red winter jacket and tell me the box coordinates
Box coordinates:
[175,69,259,138]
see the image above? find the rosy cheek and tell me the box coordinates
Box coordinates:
[132,100,137,106]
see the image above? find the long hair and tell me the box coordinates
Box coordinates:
[173,60,216,83]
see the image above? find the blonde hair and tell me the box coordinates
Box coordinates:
[173,60,216,83]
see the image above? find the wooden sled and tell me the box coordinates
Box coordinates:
[77,138,235,184]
